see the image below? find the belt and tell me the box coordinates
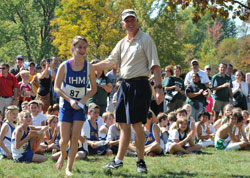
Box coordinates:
[123,76,149,82]
[0,96,12,98]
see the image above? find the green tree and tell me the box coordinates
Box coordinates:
[51,0,126,60]
[0,0,58,65]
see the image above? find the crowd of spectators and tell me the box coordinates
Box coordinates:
[1,55,250,163]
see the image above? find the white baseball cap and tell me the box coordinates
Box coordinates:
[121,9,137,21]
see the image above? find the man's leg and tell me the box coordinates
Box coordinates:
[116,123,131,160]
[132,122,145,160]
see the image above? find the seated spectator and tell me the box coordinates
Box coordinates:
[99,112,115,141]
[157,113,169,145]
[182,104,195,123]
[47,104,59,116]
[11,111,48,163]
[21,101,29,111]
[167,111,177,130]
[195,110,214,148]
[44,115,60,152]
[143,110,163,156]
[81,104,112,156]
[176,108,195,139]
[0,106,19,159]
[213,104,233,131]
[29,100,46,126]
[215,110,249,150]
[106,123,136,156]
[165,117,202,154]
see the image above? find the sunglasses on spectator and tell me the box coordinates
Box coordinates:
[192,63,198,66]
[206,68,211,70]
[0,67,6,69]
[42,64,46,67]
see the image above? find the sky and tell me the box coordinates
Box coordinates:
[151,0,250,37]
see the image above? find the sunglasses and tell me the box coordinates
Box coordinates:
[206,68,211,70]
[42,64,46,67]
[192,63,198,66]
[0,67,6,70]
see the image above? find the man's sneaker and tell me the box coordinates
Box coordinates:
[136,159,147,174]
[102,158,123,170]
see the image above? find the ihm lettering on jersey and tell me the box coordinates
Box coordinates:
[69,76,85,84]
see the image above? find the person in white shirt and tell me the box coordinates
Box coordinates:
[232,71,248,110]
[29,100,46,126]
[184,59,210,87]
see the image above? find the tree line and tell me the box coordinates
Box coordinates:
[0,0,249,73]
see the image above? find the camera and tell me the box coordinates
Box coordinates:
[47,58,51,63]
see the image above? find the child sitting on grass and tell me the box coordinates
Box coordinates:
[11,111,48,163]
[81,103,112,156]
[157,112,169,145]
[213,104,233,131]
[143,110,163,156]
[195,110,214,148]
[44,115,60,152]
[0,106,19,159]
[215,110,250,151]
[99,112,115,141]
[165,117,202,154]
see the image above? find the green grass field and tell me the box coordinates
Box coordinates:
[1,148,250,178]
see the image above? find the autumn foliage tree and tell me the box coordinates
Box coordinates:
[51,0,127,60]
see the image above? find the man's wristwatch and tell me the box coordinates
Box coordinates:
[154,85,163,89]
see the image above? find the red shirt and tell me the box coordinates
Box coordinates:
[0,73,18,97]
[18,81,33,101]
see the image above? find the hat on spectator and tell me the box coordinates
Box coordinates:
[204,65,211,70]
[121,9,137,21]
[191,59,198,65]
[88,103,100,112]
[29,61,35,66]
[16,55,24,60]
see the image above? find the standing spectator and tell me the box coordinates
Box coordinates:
[89,60,112,116]
[226,63,236,81]
[49,56,60,104]
[18,70,35,106]
[162,65,174,113]
[211,63,233,122]
[184,59,210,87]
[232,71,248,110]
[106,68,118,113]
[10,55,25,82]
[163,65,185,113]
[94,9,164,173]
[204,65,212,81]
[36,59,55,113]
[185,73,209,121]
[28,62,38,98]
[0,63,18,115]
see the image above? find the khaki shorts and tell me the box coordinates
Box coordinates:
[213,100,228,113]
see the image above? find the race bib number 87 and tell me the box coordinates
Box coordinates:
[64,85,85,99]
